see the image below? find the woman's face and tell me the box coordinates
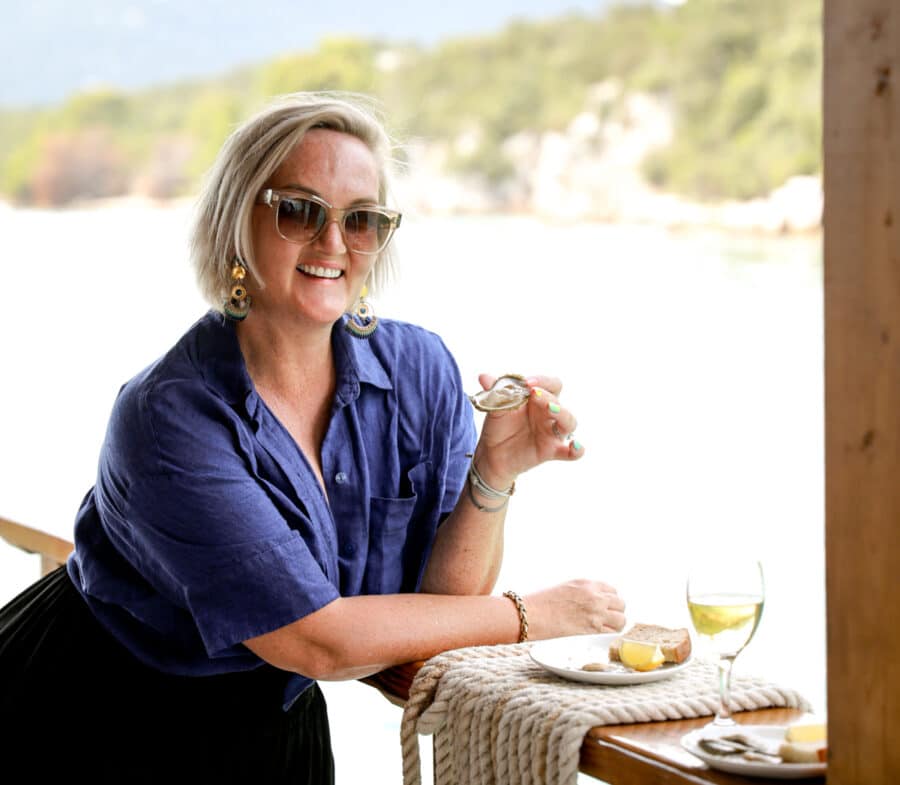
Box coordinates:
[249,128,380,331]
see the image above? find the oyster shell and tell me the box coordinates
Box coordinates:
[469,374,530,412]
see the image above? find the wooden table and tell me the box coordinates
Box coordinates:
[365,663,823,784]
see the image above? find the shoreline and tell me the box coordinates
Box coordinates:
[0,193,823,239]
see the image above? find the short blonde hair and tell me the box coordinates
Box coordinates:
[190,91,399,310]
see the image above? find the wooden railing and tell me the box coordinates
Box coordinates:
[0,515,74,576]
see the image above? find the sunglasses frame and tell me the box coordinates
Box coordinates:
[256,188,402,255]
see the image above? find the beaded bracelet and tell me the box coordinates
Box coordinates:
[503,590,529,643]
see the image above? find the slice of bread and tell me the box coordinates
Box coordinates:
[608,623,692,665]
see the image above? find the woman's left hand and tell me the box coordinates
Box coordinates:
[472,373,582,490]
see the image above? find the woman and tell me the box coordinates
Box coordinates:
[0,92,625,783]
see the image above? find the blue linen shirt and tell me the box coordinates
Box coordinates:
[67,311,476,709]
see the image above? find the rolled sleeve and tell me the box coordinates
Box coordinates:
[185,531,339,657]
[89,373,341,663]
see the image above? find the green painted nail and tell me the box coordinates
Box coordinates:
[573,440,583,451]
[549,402,561,414]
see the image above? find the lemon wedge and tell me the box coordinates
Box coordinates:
[618,639,665,672]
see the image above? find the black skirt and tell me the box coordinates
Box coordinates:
[0,566,334,784]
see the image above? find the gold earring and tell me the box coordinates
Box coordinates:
[345,284,378,338]
[223,259,252,321]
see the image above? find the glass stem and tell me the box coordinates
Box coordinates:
[714,656,736,725]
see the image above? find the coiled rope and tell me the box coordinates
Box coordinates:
[400,642,810,785]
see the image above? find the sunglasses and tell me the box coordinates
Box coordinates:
[257,188,402,255]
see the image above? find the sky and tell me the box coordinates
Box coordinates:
[0,0,678,108]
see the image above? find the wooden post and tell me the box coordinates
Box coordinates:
[824,1,900,782]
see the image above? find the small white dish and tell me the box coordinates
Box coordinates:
[528,633,692,686]
[681,725,826,779]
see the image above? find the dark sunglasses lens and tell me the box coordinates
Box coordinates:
[344,210,392,251]
[277,198,326,241]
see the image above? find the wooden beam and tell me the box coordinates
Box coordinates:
[824,1,900,782]
[0,516,74,574]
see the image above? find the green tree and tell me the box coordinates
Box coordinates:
[256,37,380,97]
[0,0,822,205]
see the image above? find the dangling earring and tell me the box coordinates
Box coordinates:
[223,258,252,321]
[345,284,378,338]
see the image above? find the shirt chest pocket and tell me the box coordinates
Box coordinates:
[363,461,434,594]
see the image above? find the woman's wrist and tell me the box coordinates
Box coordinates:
[467,462,514,512]
[503,590,529,643]
[470,450,518,494]
[469,462,515,498]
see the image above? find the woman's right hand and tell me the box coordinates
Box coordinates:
[524,580,626,639]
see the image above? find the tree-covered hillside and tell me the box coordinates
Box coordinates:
[0,0,820,207]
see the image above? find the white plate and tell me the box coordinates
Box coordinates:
[528,633,692,685]
[681,725,826,779]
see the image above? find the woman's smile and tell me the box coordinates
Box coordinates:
[296,264,343,279]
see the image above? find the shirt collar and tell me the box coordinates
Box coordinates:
[332,315,393,404]
[195,311,254,406]
[195,311,392,407]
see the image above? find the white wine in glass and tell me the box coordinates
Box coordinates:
[686,560,764,727]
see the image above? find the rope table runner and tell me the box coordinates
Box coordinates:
[400,642,811,785]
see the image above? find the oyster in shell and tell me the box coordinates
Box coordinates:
[469,374,530,412]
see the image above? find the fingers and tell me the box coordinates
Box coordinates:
[594,595,626,633]
[601,606,627,632]
[475,371,584,457]
[593,580,620,596]
[476,374,562,398]
[527,580,627,639]
[586,580,626,632]
[535,391,583,457]
[525,375,563,396]
[546,401,577,437]
[477,373,497,392]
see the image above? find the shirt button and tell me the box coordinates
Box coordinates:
[335,471,348,484]
[343,543,356,556]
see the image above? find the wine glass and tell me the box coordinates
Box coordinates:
[686,559,765,727]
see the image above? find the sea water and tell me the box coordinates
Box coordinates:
[0,201,825,783]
